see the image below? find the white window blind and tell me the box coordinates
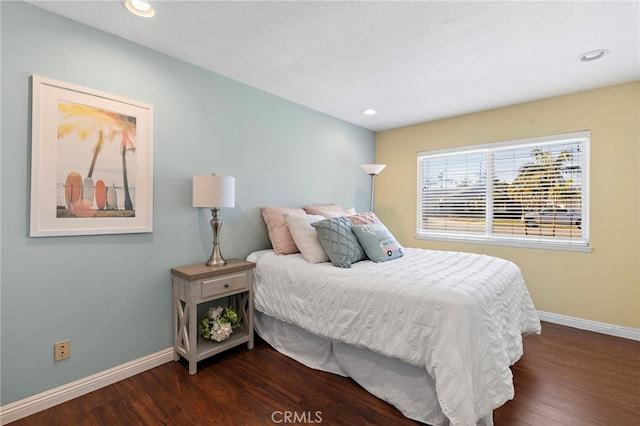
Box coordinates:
[417,131,590,251]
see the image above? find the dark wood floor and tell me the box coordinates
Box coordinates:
[10,322,640,425]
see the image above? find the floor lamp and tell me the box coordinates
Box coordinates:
[192,175,235,267]
[361,164,386,212]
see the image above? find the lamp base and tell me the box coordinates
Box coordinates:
[206,208,226,267]
[206,243,226,267]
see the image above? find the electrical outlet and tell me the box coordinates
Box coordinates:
[54,340,70,361]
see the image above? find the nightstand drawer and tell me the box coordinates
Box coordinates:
[201,272,248,298]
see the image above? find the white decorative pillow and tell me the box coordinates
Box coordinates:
[303,204,343,215]
[284,214,330,263]
[319,207,356,219]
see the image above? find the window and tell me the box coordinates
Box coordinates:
[417,131,590,251]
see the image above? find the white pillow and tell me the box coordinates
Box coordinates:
[283,214,330,263]
[319,207,356,219]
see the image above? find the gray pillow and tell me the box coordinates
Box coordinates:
[311,217,365,268]
[352,222,403,262]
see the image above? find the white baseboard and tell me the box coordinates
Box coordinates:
[537,310,640,341]
[0,347,174,425]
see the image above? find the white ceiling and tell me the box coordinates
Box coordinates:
[25,1,640,131]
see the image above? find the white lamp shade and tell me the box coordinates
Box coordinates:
[192,175,235,208]
[361,164,387,175]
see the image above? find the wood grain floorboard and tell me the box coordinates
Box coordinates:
[8,322,640,425]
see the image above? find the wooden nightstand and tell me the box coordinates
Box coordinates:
[171,259,255,375]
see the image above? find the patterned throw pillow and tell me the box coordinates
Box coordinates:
[352,222,403,262]
[311,217,366,268]
[348,212,380,225]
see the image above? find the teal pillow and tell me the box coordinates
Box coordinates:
[311,217,365,268]
[352,222,403,262]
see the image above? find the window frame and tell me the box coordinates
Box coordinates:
[416,131,591,252]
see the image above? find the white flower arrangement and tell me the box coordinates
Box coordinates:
[199,306,240,342]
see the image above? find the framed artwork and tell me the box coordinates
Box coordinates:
[30,75,154,237]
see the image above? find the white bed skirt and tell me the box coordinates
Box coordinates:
[254,311,494,426]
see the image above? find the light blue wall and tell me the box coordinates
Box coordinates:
[0,2,374,405]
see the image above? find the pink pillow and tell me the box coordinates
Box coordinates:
[261,207,306,254]
[303,204,343,215]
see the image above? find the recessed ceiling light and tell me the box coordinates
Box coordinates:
[363,109,377,116]
[125,0,155,18]
[578,49,609,62]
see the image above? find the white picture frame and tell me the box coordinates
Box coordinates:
[30,75,154,237]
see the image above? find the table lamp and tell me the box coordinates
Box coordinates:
[192,175,235,266]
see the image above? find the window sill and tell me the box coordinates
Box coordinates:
[415,233,592,253]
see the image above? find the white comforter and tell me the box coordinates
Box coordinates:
[247,248,541,426]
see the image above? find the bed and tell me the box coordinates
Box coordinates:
[250,206,541,425]
[246,246,541,426]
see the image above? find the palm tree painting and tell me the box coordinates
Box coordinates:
[119,118,137,211]
[56,101,137,218]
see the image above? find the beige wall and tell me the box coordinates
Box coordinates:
[376,82,639,328]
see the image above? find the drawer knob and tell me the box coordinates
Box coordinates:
[224,283,230,288]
